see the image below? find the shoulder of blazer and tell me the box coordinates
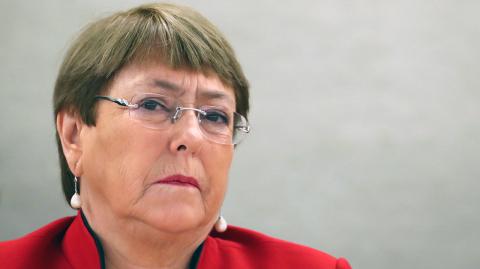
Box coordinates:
[198,225,352,269]
[0,216,75,268]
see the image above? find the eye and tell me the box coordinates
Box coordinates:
[139,99,169,112]
[203,109,229,125]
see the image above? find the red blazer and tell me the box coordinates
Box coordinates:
[0,212,351,269]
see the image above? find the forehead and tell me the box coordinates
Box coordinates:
[107,61,235,107]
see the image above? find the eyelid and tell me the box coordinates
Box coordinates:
[133,93,234,113]
[137,96,172,107]
[199,105,232,114]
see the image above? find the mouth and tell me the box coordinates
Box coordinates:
[154,174,200,189]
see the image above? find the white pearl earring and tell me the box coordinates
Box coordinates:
[214,215,228,233]
[70,176,82,209]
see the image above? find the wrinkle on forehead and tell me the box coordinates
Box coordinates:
[152,78,235,107]
[109,61,236,108]
[129,66,235,106]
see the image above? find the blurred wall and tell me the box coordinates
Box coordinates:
[1,1,479,268]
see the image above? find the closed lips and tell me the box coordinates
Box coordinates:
[155,175,200,189]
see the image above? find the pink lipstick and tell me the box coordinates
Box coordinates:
[155,175,200,189]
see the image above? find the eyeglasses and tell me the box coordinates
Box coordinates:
[94,93,250,145]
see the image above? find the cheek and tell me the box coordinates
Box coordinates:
[202,145,234,205]
[81,122,166,209]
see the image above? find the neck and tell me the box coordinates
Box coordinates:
[81,208,209,269]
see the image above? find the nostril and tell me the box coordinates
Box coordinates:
[177,144,187,151]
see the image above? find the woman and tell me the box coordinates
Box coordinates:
[0,3,351,269]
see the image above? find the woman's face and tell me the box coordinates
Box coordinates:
[76,61,235,233]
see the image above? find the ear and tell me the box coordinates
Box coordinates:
[56,109,85,177]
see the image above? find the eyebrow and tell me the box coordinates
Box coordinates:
[153,79,182,92]
[151,79,235,106]
[198,88,235,106]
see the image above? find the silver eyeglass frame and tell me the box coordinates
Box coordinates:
[94,95,250,145]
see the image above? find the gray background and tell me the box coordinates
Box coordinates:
[1,0,479,268]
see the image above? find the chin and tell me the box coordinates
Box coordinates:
[130,185,213,233]
[140,202,208,233]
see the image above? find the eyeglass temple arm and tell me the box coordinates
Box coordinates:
[95,96,137,108]
[234,125,251,133]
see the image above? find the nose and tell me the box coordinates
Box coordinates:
[168,108,205,154]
